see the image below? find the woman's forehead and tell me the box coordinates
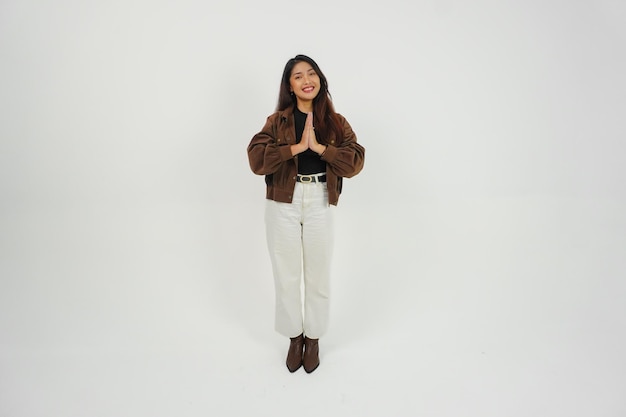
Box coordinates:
[291,61,314,75]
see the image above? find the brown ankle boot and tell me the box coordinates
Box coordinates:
[303,336,320,373]
[286,334,304,372]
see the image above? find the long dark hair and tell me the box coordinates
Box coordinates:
[276,54,344,143]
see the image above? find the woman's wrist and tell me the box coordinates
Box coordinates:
[291,143,306,156]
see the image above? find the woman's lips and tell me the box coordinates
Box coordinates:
[303,86,315,93]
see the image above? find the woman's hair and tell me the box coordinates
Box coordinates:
[277,54,343,143]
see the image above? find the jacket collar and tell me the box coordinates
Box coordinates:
[278,105,295,122]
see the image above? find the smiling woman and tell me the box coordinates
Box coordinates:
[247,54,365,374]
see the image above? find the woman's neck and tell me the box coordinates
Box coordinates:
[296,100,313,113]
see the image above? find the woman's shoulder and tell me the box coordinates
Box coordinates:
[263,107,293,123]
[334,112,352,127]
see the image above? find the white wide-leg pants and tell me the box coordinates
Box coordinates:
[265,180,334,339]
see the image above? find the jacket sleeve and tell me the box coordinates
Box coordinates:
[247,113,294,175]
[321,115,365,178]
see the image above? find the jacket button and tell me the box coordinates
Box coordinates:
[331,140,335,144]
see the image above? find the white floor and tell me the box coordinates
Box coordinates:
[1,196,624,417]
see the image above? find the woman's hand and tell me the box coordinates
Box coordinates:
[291,112,327,156]
[304,112,327,155]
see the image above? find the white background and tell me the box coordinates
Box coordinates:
[1,0,625,416]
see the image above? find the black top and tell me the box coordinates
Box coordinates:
[294,107,327,175]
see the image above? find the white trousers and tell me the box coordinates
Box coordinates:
[265,181,334,339]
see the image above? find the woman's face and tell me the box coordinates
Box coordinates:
[289,61,320,105]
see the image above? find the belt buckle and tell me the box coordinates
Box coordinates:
[300,175,313,183]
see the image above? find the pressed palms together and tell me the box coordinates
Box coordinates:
[292,112,327,156]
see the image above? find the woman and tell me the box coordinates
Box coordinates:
[247,55,365,373]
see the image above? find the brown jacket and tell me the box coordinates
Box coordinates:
[247,106,365,206]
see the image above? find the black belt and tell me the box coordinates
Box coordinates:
[296,174,326,183]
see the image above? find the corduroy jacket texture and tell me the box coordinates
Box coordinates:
[247,106,365,206]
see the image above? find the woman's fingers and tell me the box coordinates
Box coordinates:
[307,112,317,145]
[302,112,315,148]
